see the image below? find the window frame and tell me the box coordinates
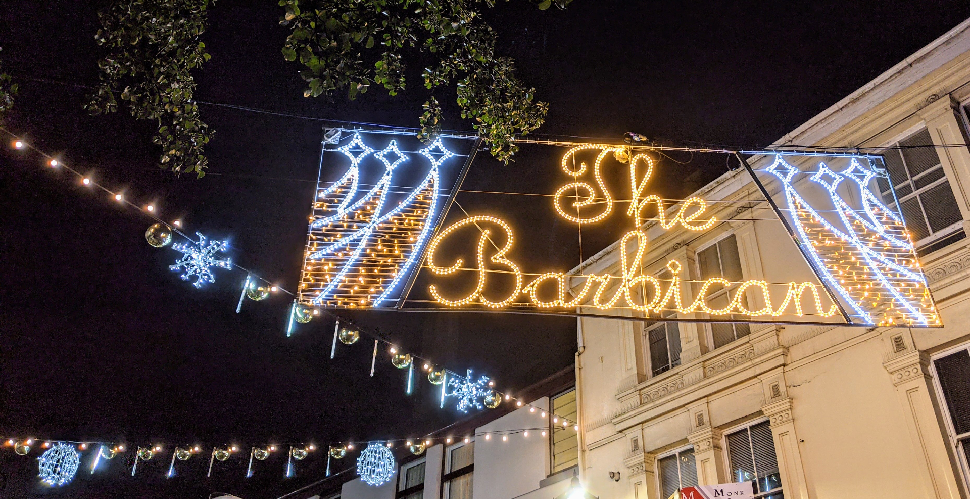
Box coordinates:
[655,445,697,498]
[694,232,750,350]
[550,388,579,474]
[396,457,427,499]
[929,343,970,494]
[639,266,683,377]
[442,440,474,499]
[877,125,964,250]
[721,418,783,499]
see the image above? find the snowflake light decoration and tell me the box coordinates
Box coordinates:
[356,442,395,487]
[446,369,492,413]
[170,232,232,288]
[38,442,80,486]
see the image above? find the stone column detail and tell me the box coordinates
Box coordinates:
[883,350,963,498]
[688,427,725,486]
[762,398,809,499]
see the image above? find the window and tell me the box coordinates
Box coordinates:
[551,389,578,474]
[443,442,473,499]
[932,347,970,486]
[726,421,783,498]
[397,460,426,499]
[658,448,698,498]
[645,311,682,376]
[696,234,750,349]
[879,129,964,252]
[644,268,682,376]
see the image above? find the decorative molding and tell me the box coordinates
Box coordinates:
[642,374,686,404]
[923,247,970,285]
[688,428,723,454]
[761,398,794,427]
[884,351,931,387]
[704,346,755,377]
[623,452,651,478]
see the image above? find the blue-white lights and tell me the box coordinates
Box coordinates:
[356,442,396,487]
[446,369,493,413]
[170,232,232,288]
[299,131,463,309]
[762,154,939,327]
[38,443,80,487]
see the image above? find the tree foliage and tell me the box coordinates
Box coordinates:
[0,48,16,123]
[88,0,214,177]
[279,0,571,162]
[88,0,569,177]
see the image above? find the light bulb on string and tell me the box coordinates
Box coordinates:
[13,140,23,149]
[49,159,58,167]
[114,193,123,202]
[82,177,91,186]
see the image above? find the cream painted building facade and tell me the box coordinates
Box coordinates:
[574,18,970,499]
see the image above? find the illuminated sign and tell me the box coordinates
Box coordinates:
[297,130,474,308]
[759,154,939,326]
[300,133,940,328]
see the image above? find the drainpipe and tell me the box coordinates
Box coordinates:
[575,315,588,486]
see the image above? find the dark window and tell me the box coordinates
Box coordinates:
[443,443,473,499]
[697,235,751,348]
[726,422,783,498]
[397,460,426,499]
[658,448,698,498]
[880,129,964,251]
[933,347,970,487]
[646,312,682,376]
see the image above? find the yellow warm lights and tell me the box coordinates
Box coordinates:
[428,218,839,318]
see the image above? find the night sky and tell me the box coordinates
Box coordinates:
[2,1,969,497]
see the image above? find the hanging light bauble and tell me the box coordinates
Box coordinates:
[214,448,231,461]
[137,447,154,461]
[329,445,347,459]
[294,304,313,324]
[338,328,360,345]
[484,390,502,409]
[428,368,446,385]
[145,223,173,248]
[291,447,309,460]
[408,442,426,456]
[391,353,412,369]
[245,281,271,301]
[253,447,270,461]
[14,441,30,456]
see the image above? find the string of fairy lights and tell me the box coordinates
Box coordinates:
[0,127,581,487]
[2,116,944,487]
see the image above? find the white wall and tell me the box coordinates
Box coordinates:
[474,397,551,498]
[341,473,397,499]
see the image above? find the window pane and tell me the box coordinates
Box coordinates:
[734,321,751,340]
[649,325,671,376]
[896,182,913,198]
[718,235,744,282]
[727,428,756,484]
[921,183,963,234]
[658,455,680,498]
[913,167,945,190]
[882,149,909,187]
[450,443,474,472]
[446,473,473,499]
[900,197,930,241]
[697,245,721,280]
[667,323,682,368]
[900,129,942,177]
[552,390,578,473]
[402,491,424,499]
[935,350,970,435]
[404,462,426,489]
[712,322,737,349]
[751,421,781,494]
[679,449,698,488]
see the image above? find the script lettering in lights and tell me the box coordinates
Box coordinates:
[426,144,840,320]
[427,222,839,318]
